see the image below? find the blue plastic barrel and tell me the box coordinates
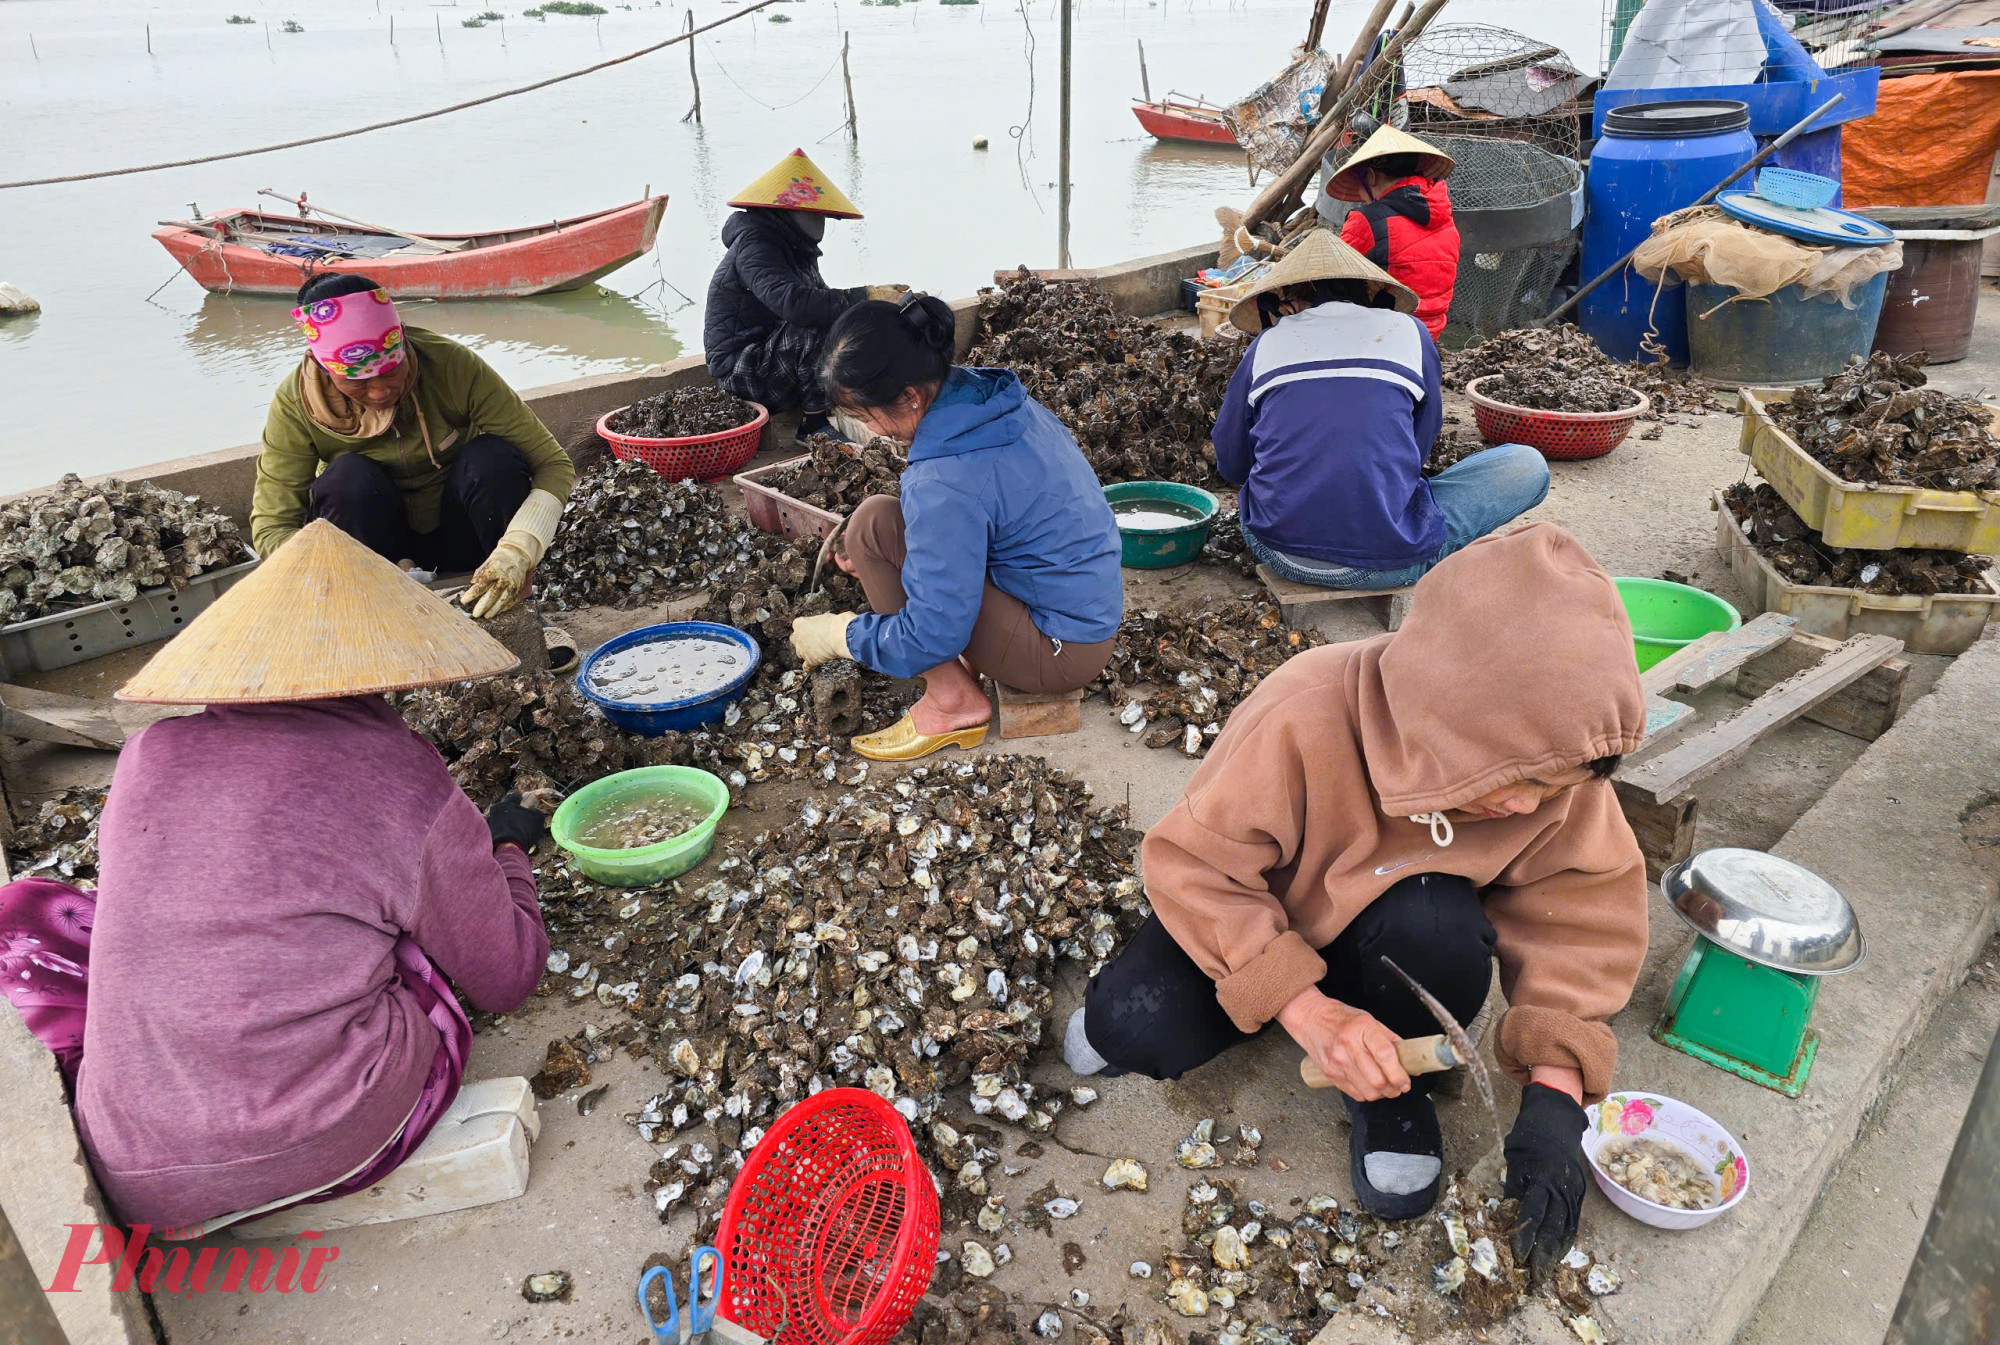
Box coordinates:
[1684,273,1891,386]
[1580,101,1755,365]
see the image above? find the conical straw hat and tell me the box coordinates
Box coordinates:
[116,520,519,704]
[1229,230,1419,334]
[1325,125,1455,202]
[729,148,862,219]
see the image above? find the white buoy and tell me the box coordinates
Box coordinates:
[972,135,989,150]
[0,283,39,315]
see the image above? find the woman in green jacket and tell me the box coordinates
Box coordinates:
[251,274,575,617]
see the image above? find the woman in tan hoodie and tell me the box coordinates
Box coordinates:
[1065,524,1648,1275]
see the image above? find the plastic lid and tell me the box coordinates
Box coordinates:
[1602,100,1751,138]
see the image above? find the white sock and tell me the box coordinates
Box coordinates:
[1363,1151,1442,1196]
[1064,1007,1109,1076]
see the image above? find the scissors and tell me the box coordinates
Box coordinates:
[639,1245,721,1344]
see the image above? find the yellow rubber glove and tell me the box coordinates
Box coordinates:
[866,284,911,302]
[790,612,857,669]
[462,488,564,620]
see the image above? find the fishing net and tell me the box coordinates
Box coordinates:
[1631,205,1905,307]
[1224,49,1337,177]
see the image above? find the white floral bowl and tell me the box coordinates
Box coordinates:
[1581,1092,1750,1230]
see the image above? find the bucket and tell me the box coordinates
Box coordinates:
[1616,578,1741,671]
[1103,481,1220,569]
[1684,273,1890,387]
[1579,100,1755,364]
[1870,235,1989,365]
[551,765,731,886]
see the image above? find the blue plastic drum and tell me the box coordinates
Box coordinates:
[1580,100,1756,365]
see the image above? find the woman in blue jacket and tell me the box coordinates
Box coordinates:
[789,295,1124,762]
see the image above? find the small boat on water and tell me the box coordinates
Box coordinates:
[1131,96,1240,146]
[152,195,668,299]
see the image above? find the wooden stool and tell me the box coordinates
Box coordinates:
[989,680,1085,739]
[1256,566,1415,631]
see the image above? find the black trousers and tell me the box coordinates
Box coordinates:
[309,435,533,572]
[1081,873,1497,1081]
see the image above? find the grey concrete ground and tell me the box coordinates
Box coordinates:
[17,291,2000,1345]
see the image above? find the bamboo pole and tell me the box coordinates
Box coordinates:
[1303,0,1332,52]
[842,31,857,138]
[1324,0,1396,113]
[1243,0,1452,229]
[1137,37,1151,103]
[1058,0,1074,268]
[685,10,702,123]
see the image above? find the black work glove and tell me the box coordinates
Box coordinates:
[485,792,546,854]
[1503,1082,1590,1283]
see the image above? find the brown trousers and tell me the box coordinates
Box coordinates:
[844,496,1115,694]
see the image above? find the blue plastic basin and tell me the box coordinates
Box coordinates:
[576,621,762,736]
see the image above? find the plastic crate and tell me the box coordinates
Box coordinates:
[1738,387,2000,552]
[733,455,845,542]
[597,401,768,482]
[0,554,261,680]
[1714,489,1998,655]
[1465,375,1648,460]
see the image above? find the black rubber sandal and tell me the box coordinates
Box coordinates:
[1344,1089,1444,1221]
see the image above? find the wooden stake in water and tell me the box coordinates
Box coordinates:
[29,33,39,61]
[1137,37,1150,103]
[684,10,702,123]
[390,14,396,44]
[146,23,152,54]
[1057,0,1073,268]
[438,14,445,48]
[841,31,857,140]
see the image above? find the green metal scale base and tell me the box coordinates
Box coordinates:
[1652,939,1821,1097]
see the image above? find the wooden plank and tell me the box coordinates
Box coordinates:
[1640,612,1797,696]
[1256,566,1414,631]
[1643,695,1699,744]
[1736,631,1911,741]
[1615,784,1698,883]
[992,681,1084,739]
[1619,634,1904,805]
[0,684,125,751]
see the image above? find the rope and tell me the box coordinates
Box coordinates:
[0,0,781,192]
[700,40,844,112]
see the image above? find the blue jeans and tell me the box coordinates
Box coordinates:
[1241,443,1551,590]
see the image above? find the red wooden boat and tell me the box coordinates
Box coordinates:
[152,195,668,299]
[1131,97,1239,146]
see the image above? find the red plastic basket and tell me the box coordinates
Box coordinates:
[715,1089,939,1345]
[597,401,769,482]
[1464,375,1649,461]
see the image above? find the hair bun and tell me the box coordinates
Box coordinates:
[897,293,955,353]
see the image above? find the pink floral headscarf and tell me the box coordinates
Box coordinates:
[292,285,406,379]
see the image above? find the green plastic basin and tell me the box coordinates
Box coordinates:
[1103,481,1221,569]
[1615,577,1741,672]
[550,765,730,887]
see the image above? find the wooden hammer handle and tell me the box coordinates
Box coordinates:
[1298,1034,1459,1089]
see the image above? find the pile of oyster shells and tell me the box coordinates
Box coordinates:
[7,786,106,886]
[397,673,685,809]
[970,271,1239,485]
[531,754,1145,1239]
[0,475,252,625]
[1094,600,1325,756]
[537,462,779,612]
[761,433,905,513]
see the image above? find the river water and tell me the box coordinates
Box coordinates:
[0,0,1597,490]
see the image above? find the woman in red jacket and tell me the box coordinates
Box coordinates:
[1330,127,1460,339]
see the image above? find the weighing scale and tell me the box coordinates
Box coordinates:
[1654,848,1867,1097]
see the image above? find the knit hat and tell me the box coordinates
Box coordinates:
[1228,229,1419,333]
[729,149,862,219]
[1324,125,1455,202]
[116,520,519,704]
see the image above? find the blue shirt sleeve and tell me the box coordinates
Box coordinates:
[844,479,994,679]
[1211,343,1257,486]
[1413,323,1444,454]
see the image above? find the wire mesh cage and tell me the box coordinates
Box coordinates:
[1395,24,1587,160]
[1431,134,1585,338]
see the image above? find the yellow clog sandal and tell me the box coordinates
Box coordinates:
[850,713,989,762]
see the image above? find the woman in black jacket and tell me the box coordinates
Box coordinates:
[703,150,905,438]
